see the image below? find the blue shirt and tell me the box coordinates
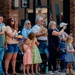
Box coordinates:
[22,28,32,38]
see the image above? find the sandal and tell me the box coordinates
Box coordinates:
[32,72,35,75]
[12,73,18,75]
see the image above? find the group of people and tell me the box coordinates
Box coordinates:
[0,13,75,75]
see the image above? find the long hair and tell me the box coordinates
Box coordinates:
[6,18,15,29]
[28,32,35,40]
[48,21,56,29]
[23,20,31,28]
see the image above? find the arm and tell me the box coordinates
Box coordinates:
[52,26,66,36]
[22,45,28,52]
[30,41,35,49]
[52,29,64,36]
[7,30,17,38]
[35,32,45,37]
[0,31,4,35]
[0,25,6,35]
[22,28,27,38]
[66,45,74,53]
[6,26,17,38]
[35,38,39,46]
[64,32,68,39]
[28,43,33,50]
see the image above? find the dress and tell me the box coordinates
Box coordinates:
[31,39,42,64]
[23,45,32,65]
[65,43,75,63]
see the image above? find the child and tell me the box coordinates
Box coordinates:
[65,36,75,75]
[28,32,42,74]
[22,38,32,75]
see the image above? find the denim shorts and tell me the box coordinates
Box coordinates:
[7,44,18,53]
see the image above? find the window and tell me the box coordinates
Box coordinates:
[55,4,60,25]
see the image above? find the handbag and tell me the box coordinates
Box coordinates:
[50,40,60,52]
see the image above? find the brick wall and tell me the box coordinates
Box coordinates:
[0,0,18,25]
[70,0,75,46]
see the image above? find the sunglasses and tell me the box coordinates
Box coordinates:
[27,23,31,25]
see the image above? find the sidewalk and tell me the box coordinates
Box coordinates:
[13,71,75,75]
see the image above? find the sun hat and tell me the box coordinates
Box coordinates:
[59,22,68,28]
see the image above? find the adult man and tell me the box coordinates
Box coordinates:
[0,14,5,75]
[32,16,47,72]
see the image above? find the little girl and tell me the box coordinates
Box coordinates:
[22,38,32,75]
[28,32,42,74]
[65,36,75,75]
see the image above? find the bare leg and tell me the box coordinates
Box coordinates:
[11,53,17,74]
[31,64,34,74]
[69,63,73,74]
[66,63,70,74]
[35,64,38,73]
[27,65,29,74]
[5,53,13,74]
[23,65,26,75]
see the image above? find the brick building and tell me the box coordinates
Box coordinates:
[0,0,75,45]
[0,0,63,28]
[0,0,18,25]
[70,0,75,46]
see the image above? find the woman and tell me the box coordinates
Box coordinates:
[48,21,66,74]
[5,18,18,75]
[59,22,68,71]
[59,22,68,49]
[22,20,32,38]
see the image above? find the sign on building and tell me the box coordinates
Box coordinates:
[21,0,30,8]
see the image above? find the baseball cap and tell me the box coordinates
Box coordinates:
[59,22,68,28]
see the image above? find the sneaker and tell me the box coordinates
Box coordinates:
[61,69,66,72]
[49,71,54,75]
[36,72,40,75]
[54,70,60,75]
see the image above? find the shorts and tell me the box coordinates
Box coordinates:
[7,44,18,53]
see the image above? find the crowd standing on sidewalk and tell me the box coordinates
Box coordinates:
[0,13,75,75]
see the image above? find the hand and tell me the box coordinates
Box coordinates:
[72,50,74,52]
[2,26,6,32]
[41,32,46,36]
[1,31,5,35]
[63,26,66,30]
[35,41,39,46]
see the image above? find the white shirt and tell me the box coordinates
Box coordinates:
[32,24,47,40]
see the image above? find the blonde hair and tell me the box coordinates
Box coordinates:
[48,21,56,29]
[66,36,73,44]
